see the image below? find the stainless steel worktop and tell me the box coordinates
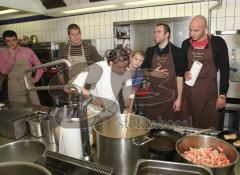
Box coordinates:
[0,102,240,174]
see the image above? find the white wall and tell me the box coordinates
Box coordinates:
[0,0,239,56]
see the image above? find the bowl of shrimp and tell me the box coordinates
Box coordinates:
[176,135,239,175]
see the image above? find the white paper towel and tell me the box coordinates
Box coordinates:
[185,61,203,86]
[59,118,83,159]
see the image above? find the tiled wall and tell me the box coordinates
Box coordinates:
[0,0,240,55]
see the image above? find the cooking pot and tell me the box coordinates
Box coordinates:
[176,135,239,175]
[94,114,153,175]
[0,140,46,162]
[149,129,182,160]
[0,162,52,175]
[30,35,38,43]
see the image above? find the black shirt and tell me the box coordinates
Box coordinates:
[142,42,187,77]
[181,35,229,95]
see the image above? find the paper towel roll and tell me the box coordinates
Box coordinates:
[185,61,203,86]
[59,118,83,159]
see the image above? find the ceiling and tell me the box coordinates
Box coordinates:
[0,0,216,18]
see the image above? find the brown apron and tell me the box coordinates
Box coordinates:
[142,44,181,121]
[8,57,40,105]
[67,43,88,81]
[182,37,218,129]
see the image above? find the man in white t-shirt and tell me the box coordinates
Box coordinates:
[72,49,134,115]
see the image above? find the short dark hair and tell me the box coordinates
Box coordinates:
[104,49,130,64]
[155,23,170,38]
[3,30,17,39]
[67,24,81,34]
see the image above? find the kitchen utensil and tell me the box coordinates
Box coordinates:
[189,127,215,136]
[217,130,240,151]
[176,135,239,175]
[0,140,46,162]
[42,115,56,144]
[94,114,153,175]
[0,107,33,139]
[0,162,52,175]
[30,35,38,43]
[26,111,47,137]
[217,130,239,142]
[22,36,29,44]
[149,128,182,160]
[133,159,213,175]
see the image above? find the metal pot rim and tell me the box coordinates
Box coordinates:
[0,161,52,175]
[0,140,47,162]
[93,114,152,139]
[176,135,239,168]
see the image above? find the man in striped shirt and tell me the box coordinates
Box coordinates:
[58,23,103,69]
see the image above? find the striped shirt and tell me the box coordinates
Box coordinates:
[58,41,103,65]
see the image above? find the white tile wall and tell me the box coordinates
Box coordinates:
[169,5,177,17]
[1,0,240,54]
[154,6,162,19]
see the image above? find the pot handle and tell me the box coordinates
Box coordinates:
[133,136,154,147]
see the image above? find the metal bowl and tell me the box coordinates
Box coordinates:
[0,162,52,175]
[176,135,239,175]
[0,140,46,162]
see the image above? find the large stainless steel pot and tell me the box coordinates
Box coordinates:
[0,162,52,175]
[0,140,46,162]
[94,114,153,175]
[176,135,239,175]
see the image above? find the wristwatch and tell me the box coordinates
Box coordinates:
[219,94,226,99]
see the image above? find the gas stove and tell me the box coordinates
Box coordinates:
[36,151,114,175]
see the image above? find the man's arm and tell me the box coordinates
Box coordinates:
[28,48,44,83]
[214,36,229,110]
[173,77,183,112]
[88,44,103,64]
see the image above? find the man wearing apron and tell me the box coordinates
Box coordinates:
[58,24,103,82]
[0,30,43,105]
[182,15,230,129]
[72,49,134,115]
[141,23,186,122]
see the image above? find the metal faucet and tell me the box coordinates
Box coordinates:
[24,59,92,160]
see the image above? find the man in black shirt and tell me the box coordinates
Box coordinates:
[141,23,187,122]
[182,15,229,129]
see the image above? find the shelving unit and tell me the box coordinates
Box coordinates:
[114,25,130,50]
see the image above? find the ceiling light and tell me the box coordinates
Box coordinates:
[215,30,240,35]
[62,5,117,14]
[123,0,175,6]
[0,9,19,15]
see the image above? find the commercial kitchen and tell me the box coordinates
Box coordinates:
[0,0,240,174]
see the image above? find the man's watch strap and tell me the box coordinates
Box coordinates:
[219,94,227,99]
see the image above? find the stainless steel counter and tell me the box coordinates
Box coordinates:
[0,102,240,174]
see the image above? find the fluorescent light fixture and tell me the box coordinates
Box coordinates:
[123,0,174,6]
[62,5,117,14]
[0,9,19,15]
[215,30,240,35]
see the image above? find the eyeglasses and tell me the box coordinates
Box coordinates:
[104,49,130,61]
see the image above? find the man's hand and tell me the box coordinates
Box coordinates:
[150,66,169,78]
[173,98,181,112]
[92,97,103,107]
[184,71,192,81]
[216,96,226,110]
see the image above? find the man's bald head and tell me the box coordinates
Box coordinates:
[189,15,208,42]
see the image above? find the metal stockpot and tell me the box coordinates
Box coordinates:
[94,114,153,175]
